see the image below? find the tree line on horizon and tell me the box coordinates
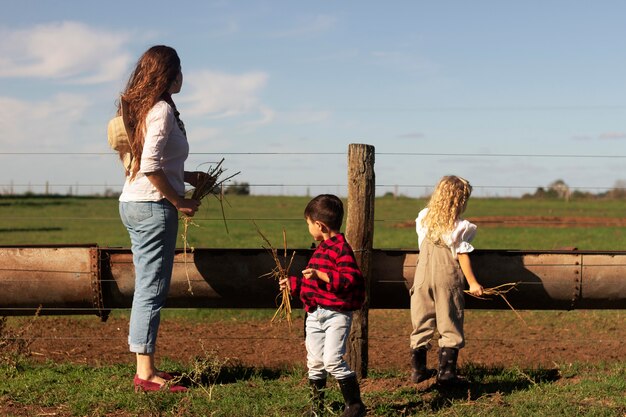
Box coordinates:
[2,179,626,200]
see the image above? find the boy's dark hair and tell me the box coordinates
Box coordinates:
[304,194,344,231]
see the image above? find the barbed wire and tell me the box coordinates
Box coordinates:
[1,215,626,224]
[0,151,625,157]
[1,151,625,196]
[0,149,622,357]
[0,183,623,190]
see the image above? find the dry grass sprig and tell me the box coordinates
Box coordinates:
[191,159,239,198]
[464,282,528,327]
[181,218,200,294]
[255,222,295,328]
[0,306,41,373]
[190,158,241,233]
[172,342,227,400]
[181,158,240,294]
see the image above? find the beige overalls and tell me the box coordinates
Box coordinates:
[409,237,466,350]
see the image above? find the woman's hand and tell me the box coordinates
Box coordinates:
[146,170,201,216]
[175,198,201,217]
[185,171,212,188]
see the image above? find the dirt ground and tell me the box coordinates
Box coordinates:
[23,309,625,372]
[10,215,626,372]
[2,309,623,417]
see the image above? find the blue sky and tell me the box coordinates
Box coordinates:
[1,0,625,197]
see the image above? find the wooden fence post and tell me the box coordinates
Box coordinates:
[345,143,375,378]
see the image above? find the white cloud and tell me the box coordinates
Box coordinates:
[188,126,221,141]
[0,94,91,150]
[397,132,425,139]
[277,110,331,125]
[244,105,275,127]
[599,132,626,140]
[0,21,132,84]
[181,70,272,123]
[572,132,626,140]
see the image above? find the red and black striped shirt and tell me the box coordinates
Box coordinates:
[288,233,365,312]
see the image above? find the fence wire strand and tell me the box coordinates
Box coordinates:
[0,150,624,355]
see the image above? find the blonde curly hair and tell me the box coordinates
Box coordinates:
[423,175,472,245]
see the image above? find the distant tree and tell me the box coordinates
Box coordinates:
[571,190,594,200]
[548,179,570,200]
[103,188,120,198]
[610,179,626,199]
[224,182,250,195]
[527,186,558,199]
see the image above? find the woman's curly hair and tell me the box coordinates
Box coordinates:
[119,45,181,180]
[423,175,472,245]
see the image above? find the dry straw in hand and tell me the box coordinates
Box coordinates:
[190,158,241,232]
[181,159,240,294]
[255,223,295,328]
[464,282,528,327]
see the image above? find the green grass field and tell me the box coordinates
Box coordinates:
[1,195,625,416]
[1,360,624,416]
[1,195,625,250]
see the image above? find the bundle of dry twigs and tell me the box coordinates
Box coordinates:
[190,158,241,230]
[255,223,295,328]
[181,159,240,294]
[464,282,527,326]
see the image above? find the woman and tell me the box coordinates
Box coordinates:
[117,45,205,392]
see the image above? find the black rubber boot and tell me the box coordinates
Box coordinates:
[308,378,326,417]
[437,347,467,386]
[410,347,437,383]
[338,375,366,417]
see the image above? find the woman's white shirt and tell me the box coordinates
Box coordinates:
[415,208,477,258]
[119,101,189,202]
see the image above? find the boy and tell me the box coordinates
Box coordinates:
[280,194,366,417]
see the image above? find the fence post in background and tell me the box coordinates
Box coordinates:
[345,143,375,378]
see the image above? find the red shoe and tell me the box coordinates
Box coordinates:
[155,371,174,381]
[133,375,187,393]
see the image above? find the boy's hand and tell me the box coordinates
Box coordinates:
[302,268,316,279]
[467,282,484,297]
[279,277,290,291]
[302,268,330,283]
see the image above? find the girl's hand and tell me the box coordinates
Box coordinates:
[468,282,484,297]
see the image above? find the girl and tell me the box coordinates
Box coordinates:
[409,175,484,386]
[118,45,207,392]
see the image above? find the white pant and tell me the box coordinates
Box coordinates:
[305,307,355,380]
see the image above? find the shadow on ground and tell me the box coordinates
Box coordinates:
[368,365,561,415]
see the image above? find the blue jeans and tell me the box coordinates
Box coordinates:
[305,307,355,380]
[119,200,178,354]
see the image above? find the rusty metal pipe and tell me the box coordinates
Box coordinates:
[373,250,626,310]
[0,246,106,318]
[1,246,625,318]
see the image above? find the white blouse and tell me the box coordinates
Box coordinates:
[119,100,189,202]
[415,208,477,258]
